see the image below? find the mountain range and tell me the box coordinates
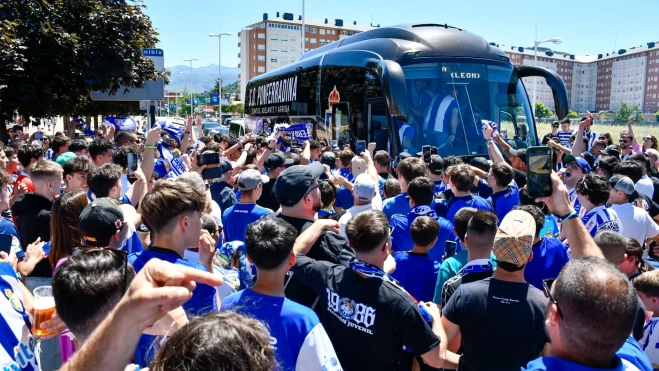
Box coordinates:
[166,64,240,94]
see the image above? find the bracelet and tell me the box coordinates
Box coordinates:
[145,145,157,149]
[184,131,191,135]
[485,139,493,144]
[554,211,579,223]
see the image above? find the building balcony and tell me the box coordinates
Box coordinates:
[238,42,241,48]
[238,53,241,58]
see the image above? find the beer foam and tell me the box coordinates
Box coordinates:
[33,296,55,310]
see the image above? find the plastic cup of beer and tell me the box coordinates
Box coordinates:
[33,286,56,337]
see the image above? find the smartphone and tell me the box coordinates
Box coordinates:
[35,132,43,139]
[393,155,401,168]
[0,234,13,255]
[356,140,366,155]
[526,146,553,198]
[444,241,457,260]
[200,152,220,166]
[127,153,138,175]
[422,145,431,163]
[431,146,438,156]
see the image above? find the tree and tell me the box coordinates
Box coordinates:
[534,102,553,120]
[614,102,644,124]
[566,110,579,119]
[233,103,244,115]
[0,0,163,128]
[654,111,659,123]
[210,78,227,94]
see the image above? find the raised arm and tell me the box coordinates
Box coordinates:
[571,112,593,156]
[483,124,505,164]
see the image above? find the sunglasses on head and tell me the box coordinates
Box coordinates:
[644,136,653,141]
[72,247,128,291]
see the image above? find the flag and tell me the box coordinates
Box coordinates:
[104,116,137,131]
[154,120,185,143]
[157,143,186,179]
[73,116,95,136]
[185,98,191,105]
[210,93,220,105]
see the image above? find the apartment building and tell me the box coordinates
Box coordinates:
[238,12,375,101]
[501,41,659,113]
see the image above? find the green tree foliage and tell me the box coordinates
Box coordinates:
[566,110,579,119]
[534,102,553,120]
[614,102,644,123]
[0,0,164,124]
[654,111,659,123]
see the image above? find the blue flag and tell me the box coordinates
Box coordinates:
[73,116,95,136]
[104,116,137,131]
[154,120,185,143]
[185,98,191,105]
[168,104,176,111]
[210,93,220,105]
[157,143,186,179]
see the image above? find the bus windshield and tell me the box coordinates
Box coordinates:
[400,60,535,157]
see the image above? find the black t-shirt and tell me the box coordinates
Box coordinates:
[442,277,548,371]
[256,178,279,212]
[263,213,355,308]
[630,190,659,218]
[542,133,559,145]
[513,168,527,189]
[292,254,440,371]
[441,266,494,307]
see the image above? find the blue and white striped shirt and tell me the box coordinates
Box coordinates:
[557,130,573,148]
[581,205,622,238]
[583,130,598,151]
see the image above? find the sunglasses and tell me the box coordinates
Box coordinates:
[644,137,653,141]
[542,278,563,318]
[567,162,582,170]
[619,139,631,144]
[598,136,607,140]
[72,247,128,291]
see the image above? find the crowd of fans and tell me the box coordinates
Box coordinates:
[1,113,659,371]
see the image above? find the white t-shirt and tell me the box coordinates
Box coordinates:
[636,175,655,199]
[338,203,380,237]
[609,203,659,245]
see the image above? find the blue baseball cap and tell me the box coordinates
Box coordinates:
[564,155,591,174]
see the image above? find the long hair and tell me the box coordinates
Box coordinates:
[49,191,89,269]
[626,238,653,281]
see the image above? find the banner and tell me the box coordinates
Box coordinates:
[197,97,207,104]
[73,116,95,136]
[154,120,185,143]
[272,123,313,146]
[210,93,220,105]
[185,98,191,105]
[193,98,199,106]
[169,104,177,111]
[157,143,186,179]
[104,116,137,131]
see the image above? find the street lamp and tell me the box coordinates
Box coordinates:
[183,58,198,119]
[209,32,232,121]
[532,37,563,118]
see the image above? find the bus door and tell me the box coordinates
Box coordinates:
[365,98,390,153]
[331,103,352,150]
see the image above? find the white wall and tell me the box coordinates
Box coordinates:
[239,30,250,102]
[522,58,558,111]
[610,55,647,110]
[571,63,597,112]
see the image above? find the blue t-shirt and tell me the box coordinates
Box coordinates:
[446,194,493,225]
[474,178,493,199]
[222,289,341,371]
[390,208,458,262]
[391,251,440,302]
[487,186,521,224]
[524,237,569,291]
[382,192,410,221]
[378,177,386,198]
[333,185,354,210]
[210,181,237,218]
[128,248,218,315]
[120,224,144,255]
[0,218,23,259]
[620,335,653,371]
[434,180,446,199]
[222,203,272,242]
[338,168,354,183]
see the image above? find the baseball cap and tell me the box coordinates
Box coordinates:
[351,157,367,176]
[493,210,536,267]
[321,151,337,170]
[353,173,376,202]
[264,153,294,171]
[552,121,560,128]
[600,145,621,158]
[581,152,596,169]
[470,157,490,173]
[237,169,269,191]
[274,162,324,207]
[609,174,635,196]
[563,154,592,174]
[509,148,527,164]
[399,152,413,160]
[428,155,444,175]
[11,125,23,132]
[78,198,124,247]
[55,152,78,167]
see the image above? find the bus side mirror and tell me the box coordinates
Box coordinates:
[378,60,410,123]
[515,65,569,120]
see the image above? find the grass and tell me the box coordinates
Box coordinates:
[535,122,659,141]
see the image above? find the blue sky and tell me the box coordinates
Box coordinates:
[142,0,658,69]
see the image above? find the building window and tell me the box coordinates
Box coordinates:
[281,35,288,41]
[310,38,316,44]
[320,39,326,45]
[257,55,265,62]
[271,58,277,63]
[271,45,278,51]
[281,57,288,63]
[310,28,317,33]
[305,27,309,32]
[331,30,336,35]
[320,29,326,35]
[271,34,278,40]
[257,44,265,51]
[305,38,309,43]
[291,46,295,52]
[258,66,265,73]
[258,33,265,40]
[291,36,296,41]
[281,46,288,52]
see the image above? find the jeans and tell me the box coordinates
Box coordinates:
[24,276,61,371]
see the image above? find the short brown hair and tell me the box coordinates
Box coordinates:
[490,162,514,188]
[398,157,426,184]
[634,270,659,298]
[30,160,63,182]
[410,216,439,247]
[447,164,474,192]
[373,150,391,167]
[142,180,206,234]
[345,210,389,253]
[339,150,354,167]
[384,178,401,198]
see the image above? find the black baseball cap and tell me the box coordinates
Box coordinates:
[78,198,124,247]
[274,162,324,207]
[399,152,413,160]
[600,145,621,158]
[509,148,527,164]
[581,152,596,168]
[470,157,490,173]
[321,151,337,170]
[264,153,294,171]
[428,155,444,175]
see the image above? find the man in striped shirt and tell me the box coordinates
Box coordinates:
[580,117,598,151]
[557,118,574,148]
[564,155,591,216]
[575,174,622,239]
